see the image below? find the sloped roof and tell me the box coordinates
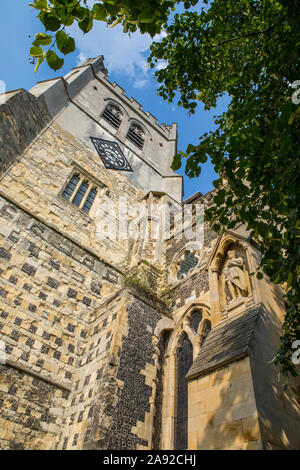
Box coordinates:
[186,304,262,379]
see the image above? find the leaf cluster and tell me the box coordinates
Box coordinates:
[29,0,195,71]
[149,0,300,376]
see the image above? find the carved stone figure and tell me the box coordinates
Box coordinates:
[223,250,247,301]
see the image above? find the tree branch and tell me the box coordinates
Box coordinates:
[217,14,287,47]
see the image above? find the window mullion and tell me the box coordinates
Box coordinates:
[70,177,82,203]
[79,182,92,209]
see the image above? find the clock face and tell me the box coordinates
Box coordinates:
[90,137,133,172]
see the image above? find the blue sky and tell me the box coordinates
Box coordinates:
[0,0,229,199]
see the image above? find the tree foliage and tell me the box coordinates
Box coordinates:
[149,0,300,378]
[29,0,300,377]
[29,0,197,71]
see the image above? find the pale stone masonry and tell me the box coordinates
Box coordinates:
[0,56,299,450]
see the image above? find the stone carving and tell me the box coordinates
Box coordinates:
[106,103,122,120]
[223,250,247,301]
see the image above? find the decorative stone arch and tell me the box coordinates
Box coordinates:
[188,306,211,358]
[168,325,195,359]
[207,231,254,319]
[194,318,212,357]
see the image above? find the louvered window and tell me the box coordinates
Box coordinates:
[61,174,97,214]
[101,103,122,129]
[127,123,145,149]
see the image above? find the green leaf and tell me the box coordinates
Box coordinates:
[93,3,107,21]
[257,222,272,239]
[257,272,264,280]
[104,2,119,16]
[56,31,75,55]
[29,0,47,10]
[171,154,182,171]
[30,45,44,58]
[55,6,75,26]
[79,11,93,33]
[46,50,64,71]
[41,12,61,32]
[33,32,52,47]
[214,189,226,205]
[138,10,155,24]
[72,6,86,20]
[34,54,46,73]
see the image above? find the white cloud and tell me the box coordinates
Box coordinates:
[133,78,149,89]
[76,51,87,66]
[0,80,6,104]
[70,21,154,87]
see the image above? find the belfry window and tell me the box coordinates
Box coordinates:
[61,173,97,214]
[127,123,145,150]
[101,103,123,129]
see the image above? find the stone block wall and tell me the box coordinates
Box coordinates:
[0,90,51,177]
[0,364,68,450]
[249,307,300,450]
[188,357,262,450]
[0,116,143,268]
[0,194,122,449]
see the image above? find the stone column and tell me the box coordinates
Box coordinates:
[209,268,220,320]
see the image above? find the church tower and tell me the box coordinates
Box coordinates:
[0,57,299,450]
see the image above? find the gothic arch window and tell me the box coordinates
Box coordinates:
[175,332,193,450]
[127,123,145,150]
[61,173,97,214]
[199,319,211,347]
[189,309,203,334]
[101,103,123,129]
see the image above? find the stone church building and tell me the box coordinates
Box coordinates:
[0,56,299,450]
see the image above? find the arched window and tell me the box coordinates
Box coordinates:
[101,103,123,129]
[200,320,211,347]
[127,123,145,149]
[175,332,193,450]
[189,309,203,334]
[61,174,97,214]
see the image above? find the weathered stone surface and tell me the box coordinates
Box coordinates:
[0,57,299,452]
